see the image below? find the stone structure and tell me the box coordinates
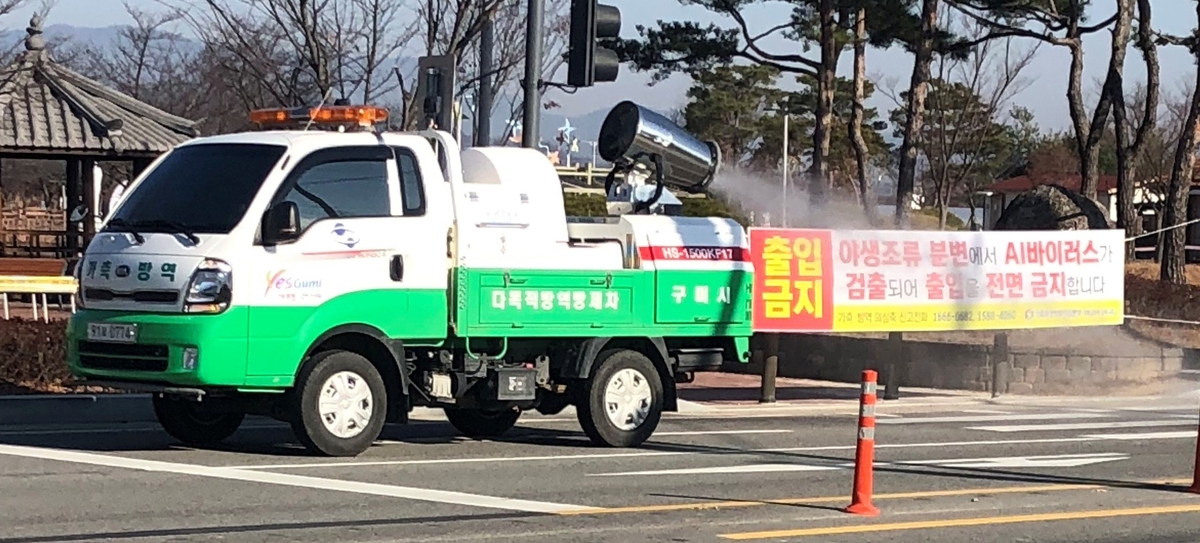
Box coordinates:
[730,331,1189,395]
[992,184,1114,231]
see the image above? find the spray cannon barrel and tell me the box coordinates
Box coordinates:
[597,100,720,194]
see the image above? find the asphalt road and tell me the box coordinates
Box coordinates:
[2,393,1200,543]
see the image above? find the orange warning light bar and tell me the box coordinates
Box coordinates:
[249,105,389,128]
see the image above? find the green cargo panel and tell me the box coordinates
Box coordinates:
[467,269,640,329]
[654,269,752,325]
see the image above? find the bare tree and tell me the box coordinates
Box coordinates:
[1156,6,1200,284]
[71,4,187,100]
[418,0,569,143]
[950,1,1119,200]
[848,5,873,220]
[168,0,419,111]
[913,13,1039,229]
[894,0,938,227]
[1111,0,1158,261]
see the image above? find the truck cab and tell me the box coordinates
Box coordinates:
[67,104,753,457]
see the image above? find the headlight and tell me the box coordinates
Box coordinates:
[184,259,232,314]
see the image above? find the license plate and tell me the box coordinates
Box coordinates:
[87,322,138,343]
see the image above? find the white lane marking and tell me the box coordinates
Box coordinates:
[589,453,1131,477]
[1081,431,1196,441]
[960,409,1012,415]
[879,413,1112,425]
[1109,406,1200,412]
[223,436,1115,470]
[893,453,1129,469]
[653,430,793,436]
[968,420,1192,433]
[589,463,847,477]
[0,444,593,514]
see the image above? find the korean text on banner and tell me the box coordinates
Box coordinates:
[749,228,1125,333]
[749,228,834,331]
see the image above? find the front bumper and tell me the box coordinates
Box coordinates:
[66,308,250,388]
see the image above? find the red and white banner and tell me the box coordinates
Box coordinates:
[749,228,1126,333]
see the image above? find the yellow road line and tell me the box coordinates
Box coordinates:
[719,503,1200,540]
[559,478,1192,516]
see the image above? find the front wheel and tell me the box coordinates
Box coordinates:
[153,395,244,446]
[576,349,664,447]
[444,408,521,438]
[289,350,387,457]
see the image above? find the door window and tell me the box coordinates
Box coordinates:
[394,147,426,216]
[280,159,391,231]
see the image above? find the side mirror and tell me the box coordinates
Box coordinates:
[262,201,300,245]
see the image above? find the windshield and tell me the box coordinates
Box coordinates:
[107,143,288,234]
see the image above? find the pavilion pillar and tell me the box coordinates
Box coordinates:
[132,157,152,178]
[65,158,80,255]
[81,159,96,249]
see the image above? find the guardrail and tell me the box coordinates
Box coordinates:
[555,165,612,187]
[0,275,76,322]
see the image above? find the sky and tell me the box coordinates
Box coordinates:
[15,0,1200,134]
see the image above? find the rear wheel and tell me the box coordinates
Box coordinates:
[153,395,244,446]
[290,350,387,457]
[576,349,663,447]
[444,408,521,438]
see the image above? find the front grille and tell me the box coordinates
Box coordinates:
[84,288,179,304]
[78,341,170,372]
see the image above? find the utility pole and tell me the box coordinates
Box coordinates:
[522,0,544,148]
[476,5,494,147]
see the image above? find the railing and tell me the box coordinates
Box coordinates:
[0,275,76,321]
[556,165,612,190]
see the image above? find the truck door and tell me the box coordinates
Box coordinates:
[245,144,444,378]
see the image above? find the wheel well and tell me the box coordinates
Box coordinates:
[580,337,678,412]
[306,331,409,423]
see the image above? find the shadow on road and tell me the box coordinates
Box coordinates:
[0,511,538,543]
[647,491,848,513]
[0,418,594,457]
[589,439,1194,497]
[0,416,1190,498]
[676,384,944,403]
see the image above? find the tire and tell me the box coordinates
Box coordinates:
[576,348,664,447]
[444,408,521,438]
[153,395,244,446]
[289,349,388,457]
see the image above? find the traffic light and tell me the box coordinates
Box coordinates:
[567,0,621,87]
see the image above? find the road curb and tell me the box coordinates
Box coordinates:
[0,394,156,426]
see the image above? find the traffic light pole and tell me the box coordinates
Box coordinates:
[522,0,544,148]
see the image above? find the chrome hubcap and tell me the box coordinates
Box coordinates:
[604,368,652,431]
[318,371,373,439]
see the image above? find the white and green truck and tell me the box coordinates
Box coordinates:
[66,101,753,456]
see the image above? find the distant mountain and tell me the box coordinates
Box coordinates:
[0,23,123,51]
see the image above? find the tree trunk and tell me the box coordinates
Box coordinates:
[895,0,938,228]
[1108,0,1134,259]
[1065,25,1116,202]
[1117,0,1160,261]
[810,0,837,208]
[849,7,873,224]
[1066,43,1098,199]
[1160,4,1200,284]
